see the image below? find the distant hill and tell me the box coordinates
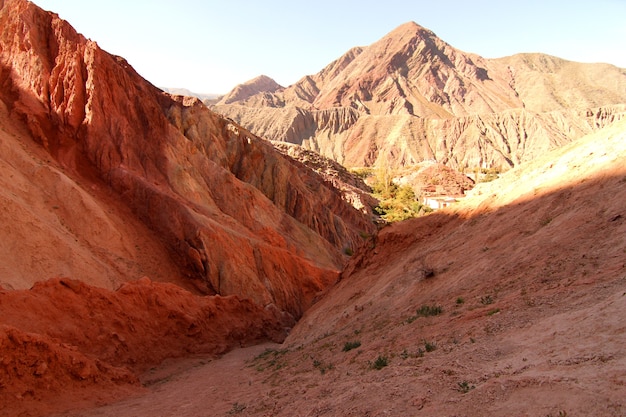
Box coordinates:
[216,75,283,105]
[160,87,222,104]
[213,21,626,170]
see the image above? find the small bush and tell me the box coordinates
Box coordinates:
[227,402,247,415]
[342,340,361,352]
[372,355,388,370]
[423,340,437,352]
[344,247,354,256]
[480,295,494,305]
[312,359,334,375]
[456,381,475,393]
[416,304,443,317]
[422,267,435,279]
[400,348,424,359]
[407,304,443,323]
[456,297,465,305]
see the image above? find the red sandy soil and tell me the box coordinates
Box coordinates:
[50,117,626,417]
[0,278,293,417]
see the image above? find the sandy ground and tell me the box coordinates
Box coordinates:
[50,121,626,417]
[55,344,282,417]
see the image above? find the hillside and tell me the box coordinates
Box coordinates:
[0,0,377,311]
[66,117,626,417]
[0,1,375,415]
[1,2,625,416]
[213,22,626,170]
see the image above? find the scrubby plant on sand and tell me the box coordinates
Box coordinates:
[342,340,361,352]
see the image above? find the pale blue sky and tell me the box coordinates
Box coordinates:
[33,0,626,94]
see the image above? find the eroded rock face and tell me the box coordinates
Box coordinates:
[0,0,376,317]
[213,22,626,170]
[0,277,294,416]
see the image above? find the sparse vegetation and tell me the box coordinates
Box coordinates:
[252,348,288,372]
[342,340,361,352]
[487,308,500,316]
[349,167,373,180]
[227,402,247,415]
[456,381,475,393]
[312,359,334,374]
[480,295,494,305]
[407,304,443,323]
[400,348,424,359]
[475,166,502,183]
[456,297,465,305]
[416,304,443,317]
[423,340,437,352]
[372,355,389,370]
[344,247,354,256]
[421,267,435,279]
[546,411,568,417]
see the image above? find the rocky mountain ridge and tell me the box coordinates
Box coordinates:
[0,0,376,313]
[0,1,376,413]
[213,22,626,170]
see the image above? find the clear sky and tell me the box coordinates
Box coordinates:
[33,0,626,95]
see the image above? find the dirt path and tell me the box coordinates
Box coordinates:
[57,343,282,417]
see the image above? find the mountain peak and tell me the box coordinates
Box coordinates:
[387,21,432,37]
[218,74,283,104]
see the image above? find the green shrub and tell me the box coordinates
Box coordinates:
[416,304,443,317]
[371,173,429,222]
[423,340,437,352]
[372,355,388,370]
[407,304,443,323]
[312,359,334,375]
[487,308,500,316]
[342,340,361,352]
[457,381,475,393]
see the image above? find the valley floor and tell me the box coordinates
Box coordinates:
[55,273,626,417]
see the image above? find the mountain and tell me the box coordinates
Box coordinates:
[216,74,283,105]
[0,1,375,414]
[160,87,221,102]
[213,21,626,170]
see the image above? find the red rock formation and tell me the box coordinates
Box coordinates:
[0,0,376,317]
[0,3,377,413]
[0,277,293,416]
